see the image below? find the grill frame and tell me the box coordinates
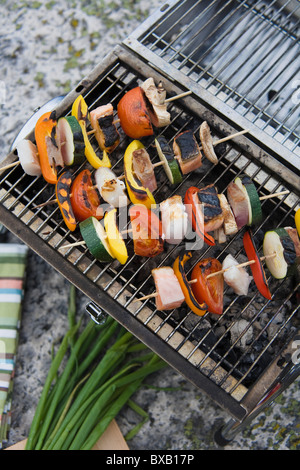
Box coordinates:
[0,43,299,425]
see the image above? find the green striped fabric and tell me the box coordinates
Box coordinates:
[0,243,28,448]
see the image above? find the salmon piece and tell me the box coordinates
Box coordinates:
[197,184,224,232]
[132,148,157,193]
[152,266,185,311]
[173,130,202,174]
[90,103,120,153]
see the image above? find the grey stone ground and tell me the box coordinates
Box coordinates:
[0,0,299,451]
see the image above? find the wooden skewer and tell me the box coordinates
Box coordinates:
[0,161,20,172]
[59,228,133,250]
[259,190,289,200]
[165,90,193,103]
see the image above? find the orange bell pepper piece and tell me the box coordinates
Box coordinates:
[35,111,61,184]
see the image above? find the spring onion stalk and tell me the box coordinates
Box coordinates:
[25,285,167,450]
[25,322,81,450]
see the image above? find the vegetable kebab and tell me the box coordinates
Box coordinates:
[135,225,299,315]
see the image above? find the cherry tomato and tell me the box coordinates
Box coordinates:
[71,169,103,222]
[191,257,224,315]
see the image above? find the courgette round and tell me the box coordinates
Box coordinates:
[79,216,115,263]
[57,115,86,166]
[235,175,262,226]
[155,136,182,185]
[263,227,296,279]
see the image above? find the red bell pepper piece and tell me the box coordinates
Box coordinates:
[191,257,224,315]
[184,186,215,246]
[243,229,272,300]
[71,169,103,222]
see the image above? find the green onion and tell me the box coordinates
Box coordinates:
[25,285,167,450]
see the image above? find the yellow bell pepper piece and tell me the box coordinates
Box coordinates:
[295,208,300,238]
[71,95,111,169]
[104,208,128,265]
[124,140,156,209]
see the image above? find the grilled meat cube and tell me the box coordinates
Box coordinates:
[90,103,120,153]
[132,148,157,193]
[197,184,224,232]
[173,130,202,174]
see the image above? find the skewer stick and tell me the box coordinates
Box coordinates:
[259,190,289,200]
[0,161,20,171]
[59,228,133,250]
[202,128,249,148]
[165,90,192,103]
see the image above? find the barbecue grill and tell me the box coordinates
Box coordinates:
[0,0,299,446]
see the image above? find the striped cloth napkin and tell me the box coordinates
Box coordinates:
[0,243,28,448]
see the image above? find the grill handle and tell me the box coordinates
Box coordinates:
[85,301,108,325]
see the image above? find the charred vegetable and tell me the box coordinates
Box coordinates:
[263,228,297,279]
[173,251,207,316]
[234,175,262,226]
[79,216,115,263]
[104,208,128,265]
[35,111,63,184]
[71,169,103,222]
[191,257,224,315]
[55,170,77,232]
[72,95,111,168]
[117,86,153,139]
[56,116,86,166]
[129,205,164,258]
[155,136,182,185]
[243,229,272,300]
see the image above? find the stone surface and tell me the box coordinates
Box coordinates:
[0,0,299,451]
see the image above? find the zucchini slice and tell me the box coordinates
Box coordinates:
[79,216,115,262]
[263,228,296,279]
[57,115,86,166]
[235,175,262,226]
[155,136,182,185]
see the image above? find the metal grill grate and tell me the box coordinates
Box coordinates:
[124,0,300,171]
[0,48,299,419]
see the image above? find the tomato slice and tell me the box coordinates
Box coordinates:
[129,204,164,258]
[117,87,153,139]
[71,169,103,222]
[243,229,272,300]
[191,257,224,315]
